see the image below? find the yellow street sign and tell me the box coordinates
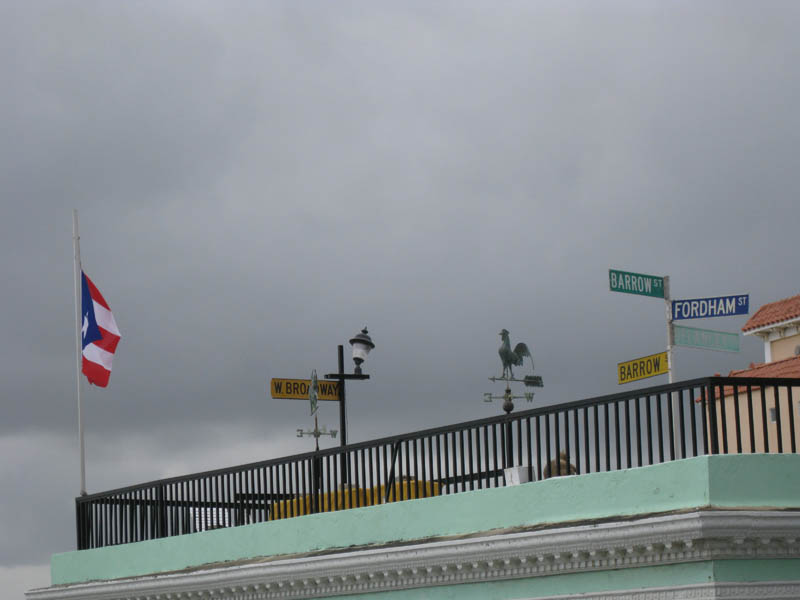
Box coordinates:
[270,378,340,401]
[617,351,669,385]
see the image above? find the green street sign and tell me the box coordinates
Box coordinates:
[609,269,665,298]
[673,325,740,353]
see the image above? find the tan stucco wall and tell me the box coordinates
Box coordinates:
[708,384,800,453]
[771,334,800,362]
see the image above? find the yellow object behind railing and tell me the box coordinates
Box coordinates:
[270,479,440,519]
[379,479,440,503]
[271,487,365,518]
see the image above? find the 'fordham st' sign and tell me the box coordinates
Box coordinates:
[671,295,749,321]
[609,269,665,299]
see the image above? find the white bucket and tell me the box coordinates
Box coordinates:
[503,466,533,486]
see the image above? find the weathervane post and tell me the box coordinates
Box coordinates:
[296,370,338,452]
[485,329,543,468]
[296,370,337,512]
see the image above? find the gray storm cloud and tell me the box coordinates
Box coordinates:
[3,1,799,594]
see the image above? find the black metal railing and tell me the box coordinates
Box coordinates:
[76,376,800,549]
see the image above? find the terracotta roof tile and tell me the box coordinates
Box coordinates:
[727,355,800,378]
[695,356,800,401]
[742,293,800,332]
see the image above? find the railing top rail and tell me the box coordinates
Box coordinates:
[707,376,800,386]
[76,376,800,503]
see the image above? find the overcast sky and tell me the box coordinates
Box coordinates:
[4,2,800,597]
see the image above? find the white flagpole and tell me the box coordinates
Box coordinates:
[73,209,87,496]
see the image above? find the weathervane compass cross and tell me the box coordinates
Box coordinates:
[297,370,338,451]
[485,329,543,414]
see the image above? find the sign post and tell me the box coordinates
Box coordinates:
[664,275,673,383]
[610,269,673,383]
[610,268,677,456]
[610,270,750,460]
[663,276,681,458]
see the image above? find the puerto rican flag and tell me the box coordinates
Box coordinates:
[81,272,121,387]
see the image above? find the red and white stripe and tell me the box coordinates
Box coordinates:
[82,274,121,387]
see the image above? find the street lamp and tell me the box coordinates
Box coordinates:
[349,328,375,375]
[325,328,375,450]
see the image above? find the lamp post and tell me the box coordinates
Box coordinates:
[326,328,375,482]
[325,328,375,449]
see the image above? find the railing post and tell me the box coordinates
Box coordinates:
[312,455,322,514]
[504,419,513,470]
[384,441,401,503]
[75,499,84,550]
[787,384,797,454]
[707,382,719,455]
[156,485,166,538]
[773,385,783,454]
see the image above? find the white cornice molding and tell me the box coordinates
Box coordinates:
[520,581,800,599]
[765,326,800,343]
[26,510,800,600]
[743,317,800,338]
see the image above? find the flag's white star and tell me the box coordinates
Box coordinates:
[82,313,88,339]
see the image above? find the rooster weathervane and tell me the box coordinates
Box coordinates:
[485,329,543,414]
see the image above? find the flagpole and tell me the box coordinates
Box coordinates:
[73,209,87,496]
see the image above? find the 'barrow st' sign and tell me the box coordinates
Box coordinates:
[617,351,669,385]
[609,269,665,299]
[671,294,749,321]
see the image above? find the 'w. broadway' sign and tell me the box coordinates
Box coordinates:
[671,295,748,321]
[270,378,340,401]
[609,269,665,299]
[617,351,669,385]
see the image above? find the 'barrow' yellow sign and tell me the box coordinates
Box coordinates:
[617,352,669,385]
[270,378,340,401]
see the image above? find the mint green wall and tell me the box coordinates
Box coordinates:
[51,454,800,585]
[707,454,800,505]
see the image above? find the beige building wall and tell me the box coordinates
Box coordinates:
[707,384,800,453]
[771,333,800,362]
